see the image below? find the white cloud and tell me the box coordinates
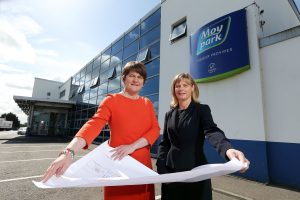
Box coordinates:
[0,17,37,63]
[0,64,34,123]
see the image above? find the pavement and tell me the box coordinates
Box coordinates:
[1,131,299,200]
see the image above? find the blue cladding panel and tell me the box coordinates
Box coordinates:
[267,141,300,189]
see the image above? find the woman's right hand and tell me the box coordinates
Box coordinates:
[42,154,73,183]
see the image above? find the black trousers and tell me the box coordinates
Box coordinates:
[161,179,212,200]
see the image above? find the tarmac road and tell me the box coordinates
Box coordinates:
[1,131,299,200]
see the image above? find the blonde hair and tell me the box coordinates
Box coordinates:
[170,73,200,107]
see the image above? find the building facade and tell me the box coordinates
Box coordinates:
[14,0,300,189]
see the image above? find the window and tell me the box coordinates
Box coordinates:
[108,68,117,80]
[77,85,85,94]
[111,38,124,55]
[124,26,140,46]
[141,9,161,35]
[90,76,99,88]
[289,0,300,20]
[47,92,51,96]
[139,25,160,49]
[136,48,150,63]
[59,90,66,98]
[170,18,187,42]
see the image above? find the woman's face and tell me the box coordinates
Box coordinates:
[123,71,144,94]
[174,79,194,102]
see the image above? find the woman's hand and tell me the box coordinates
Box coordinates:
[42,154,73,183]
[110,144,135,160]
[226,148,250,173]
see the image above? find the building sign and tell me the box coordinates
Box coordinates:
[190,9,250,83]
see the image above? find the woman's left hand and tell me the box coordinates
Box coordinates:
[110,144,135,160]
[226,149,250,173]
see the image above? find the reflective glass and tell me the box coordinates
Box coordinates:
[140,75,159,96]
[170,20,187,41]
[86,62,93,73]
[85,72,92,82]
[89,86,98,99]
[111,38,124,55]
[88,97,97,108]
[108,76,121,92]
[139,25,160,49]
[141,9,160,35]
[92,66,100,78]
[101,58,110,72]
[123,40,138,59]
[101,47,111,63]
[123,53,137,65]
[149,41,160,59]
[100,68,115,84]
[94,56,101,68]
[97,95,106,105]
[110,51,122,67]
[147,94,159,114]
[98,82,108,95]
[145,58,160,77]
[124,26,140,46]
[80,67,86,78]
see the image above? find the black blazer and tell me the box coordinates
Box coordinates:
[156,101,232,174]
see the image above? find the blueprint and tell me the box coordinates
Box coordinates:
[33,141,245,188]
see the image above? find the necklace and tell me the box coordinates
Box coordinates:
[121,90,139,100]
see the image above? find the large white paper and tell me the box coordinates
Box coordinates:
[33,141,245,188]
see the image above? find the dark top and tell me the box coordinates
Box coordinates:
[156,101,233,174]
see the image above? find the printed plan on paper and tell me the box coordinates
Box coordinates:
[33,141,245,188]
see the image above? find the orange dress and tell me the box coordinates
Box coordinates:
[76,93,160,200]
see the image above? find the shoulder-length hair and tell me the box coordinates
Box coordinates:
[170,73,200,107]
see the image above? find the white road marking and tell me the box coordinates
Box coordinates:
[0,145,66,149]
[0,156,83,164]
[0,175,43,183]
[0,150,61,153]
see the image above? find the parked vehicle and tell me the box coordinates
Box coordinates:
[17,127,27,135]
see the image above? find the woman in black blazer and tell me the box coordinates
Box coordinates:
[156,73,249,200]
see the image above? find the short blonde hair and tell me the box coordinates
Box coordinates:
[170,73,200,107]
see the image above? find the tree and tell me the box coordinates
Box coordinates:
[1,112,20,130]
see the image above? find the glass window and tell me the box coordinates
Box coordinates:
[86,62,93,73]
[101,47,111,62]
[115,63,122,76]
[145,58,160,77]
[170,19,187,42]
[92,66,100,78]
[136,48,150,63]
[97,95,106,105]
[141,9,161,35]
[90,76,99,88]
[93,55,101,68]
[98,82,108,96]
[80,67,86,78]
[110,51,122,67]
[100,68,115,84]
[77,85,85,94]
[123,53,137,65]
[149,41,160,59]
[111,38,124,55]
[108,76,121,92]
[101,58,110,72]
[89,97,97,108]
[123,40,138,59]
[85,72,92,82]
[108,68,117,80]
[147,94,159,114]
[139,25,160,49]
[88,107,97,118]
[59,90,66,98]
[124,25,140,46]
[140,75,159,96]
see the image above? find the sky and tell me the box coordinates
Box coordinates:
[0,0,160,124]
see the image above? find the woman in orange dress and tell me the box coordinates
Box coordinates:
[42,61,160,200]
